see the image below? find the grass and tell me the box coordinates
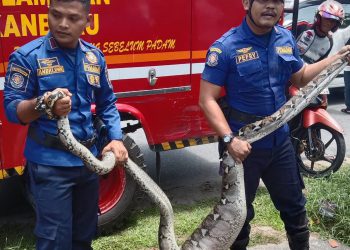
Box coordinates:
[305,164,350,245]
[1,164,350,249]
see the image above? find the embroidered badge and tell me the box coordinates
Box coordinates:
[49,37,58,49]
[7,63,30,92]
[84,64,100,74]
[207,52,219,67]
[10,73,24,88]
[37,57,64,76]
[87,73,100,87]
[210,47,222,54]
[235,51,259,64]
[237,47,252,54]
[38,57,59,67]
[85,52,98,64]
[276,46,293,55]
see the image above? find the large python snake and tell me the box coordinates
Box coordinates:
[48,53,348,250]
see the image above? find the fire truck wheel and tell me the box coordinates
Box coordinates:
[97,134,146,231]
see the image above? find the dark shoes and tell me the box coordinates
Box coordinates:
[341,108,350,114]
[287,231,310,250]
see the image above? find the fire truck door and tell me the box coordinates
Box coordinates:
[91,0,192,145]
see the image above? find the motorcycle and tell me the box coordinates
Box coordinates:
[289,85,346,178]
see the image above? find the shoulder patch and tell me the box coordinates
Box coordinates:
[206,52,219,67]
[7,63,30,92]
[210,47,222,54]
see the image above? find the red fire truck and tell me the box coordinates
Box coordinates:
[0,0,245,227]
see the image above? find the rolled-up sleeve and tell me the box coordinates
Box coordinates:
[201,42,229,86]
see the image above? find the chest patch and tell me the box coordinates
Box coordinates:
[87,73,100,87]
[276,46,293,55]
[7,63,30,92]
[84,64,100,74]
[37,57,64,76]
[235,51,259,64]
[236,47,252,54]
[85,52,98,64]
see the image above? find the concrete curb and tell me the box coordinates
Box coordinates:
[249,234,350,250]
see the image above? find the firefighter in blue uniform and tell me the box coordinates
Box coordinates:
[3,0,128,249]
[199,0,350,249]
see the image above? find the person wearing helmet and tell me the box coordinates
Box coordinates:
[296,0,345,64]
[199,0,350,249]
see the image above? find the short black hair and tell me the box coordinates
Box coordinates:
[51,0,91,12]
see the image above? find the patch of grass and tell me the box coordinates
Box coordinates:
[2,164,350,249]
[249,231,282,246]
[93,200,216,250]
[304,164,350,245]
[0,223,35,250]
[251,187,284,232]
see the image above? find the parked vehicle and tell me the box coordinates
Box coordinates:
[289,85,346,178]
[0,0,245,228]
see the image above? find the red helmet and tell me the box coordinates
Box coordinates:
[315,0,345,32]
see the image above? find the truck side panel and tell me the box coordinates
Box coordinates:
[0,0,245,170]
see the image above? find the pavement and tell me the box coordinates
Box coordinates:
[249,234,350,250]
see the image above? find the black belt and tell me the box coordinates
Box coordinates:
[217,97,265,124]
[226,106,266,124]
[28,126,97,151]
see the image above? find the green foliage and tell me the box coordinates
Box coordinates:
[251,187,284,231]
[0,223,35,250]
[304,164,350,245]
[93,200,215,250]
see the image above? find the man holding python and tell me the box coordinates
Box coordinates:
[199,0,350,249]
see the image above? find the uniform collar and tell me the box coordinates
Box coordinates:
[240,17,282,46]
[45,33,89,52]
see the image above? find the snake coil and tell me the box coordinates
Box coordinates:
[50,53,348,250]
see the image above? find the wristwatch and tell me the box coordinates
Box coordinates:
[34,95,47,115]
[222,133,235,145]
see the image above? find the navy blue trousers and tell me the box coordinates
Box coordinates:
[26,161,99,250]
[235,138,308,243]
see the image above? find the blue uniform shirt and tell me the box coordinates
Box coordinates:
[4,33,123,166]
[202,18,304,148]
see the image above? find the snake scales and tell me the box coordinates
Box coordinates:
[49,53,348,250]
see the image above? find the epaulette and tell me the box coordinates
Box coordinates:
[219,27,237,44]
[80,39,104,56]
[275,24,287,30]
[17,37,44,56]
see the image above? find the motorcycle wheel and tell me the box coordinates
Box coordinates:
[296,124,346,178]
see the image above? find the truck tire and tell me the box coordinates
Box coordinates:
[97,134,146,229]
